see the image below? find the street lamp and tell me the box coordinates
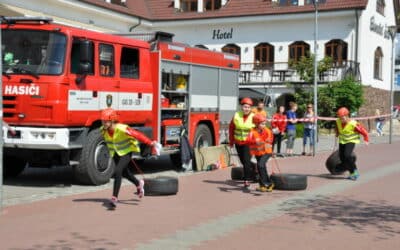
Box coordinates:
[388,25,397,144]
[312,0,319,156]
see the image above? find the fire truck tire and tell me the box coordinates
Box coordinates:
[144,176,179,196]
[325,150,356,175]
[4,156,27,178]
[74,129,114,185]
[194,124,213,149]
[271,173,307,191]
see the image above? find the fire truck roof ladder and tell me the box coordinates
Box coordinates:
[1,16,52,24]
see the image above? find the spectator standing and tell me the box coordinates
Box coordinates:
[375,108,385,136]
[252,99,268,118]
[285,101,298,156]
[302,104,316,156]
[271,105,286,156]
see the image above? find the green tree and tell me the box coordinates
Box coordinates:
[290,54,333,83]
[294,76,364,128]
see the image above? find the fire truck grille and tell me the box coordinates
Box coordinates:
[3,95,17,118]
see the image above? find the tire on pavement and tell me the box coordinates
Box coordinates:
[144,176,179,196]
[325,150,356,175]
[271,173,307,191]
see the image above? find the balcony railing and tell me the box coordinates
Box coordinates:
[239,61,361,85]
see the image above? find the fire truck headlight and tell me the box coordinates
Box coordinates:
[31,132,39,138]
[40,133,46,139]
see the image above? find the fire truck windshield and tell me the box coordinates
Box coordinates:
[2,29,66,76]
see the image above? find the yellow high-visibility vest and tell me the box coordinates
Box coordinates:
[233,111,255,142]
[101,124,140,157]
[336,119,360,144]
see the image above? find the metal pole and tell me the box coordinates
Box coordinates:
[0,23,3,214]
[313,1,318,156]
[389,27,396,144]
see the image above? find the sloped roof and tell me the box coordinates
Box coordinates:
[79,0,369,21]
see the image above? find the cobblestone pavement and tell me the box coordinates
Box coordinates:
[0,139,399,250]
[1,132,399,207]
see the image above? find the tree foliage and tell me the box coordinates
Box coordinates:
[290,54,333,83]
[294,76,364,128]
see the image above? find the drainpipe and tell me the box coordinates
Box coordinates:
[129,17,141,32]
[355,10,360,71]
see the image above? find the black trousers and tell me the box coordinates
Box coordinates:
[255,154,272,186]
[272,133,283,154]
[338,143,357,174]
[112,153,140,198]
[235,144,252,181]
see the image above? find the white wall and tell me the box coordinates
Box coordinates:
[358,0,396,90]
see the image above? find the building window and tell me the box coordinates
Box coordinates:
[204,0,221,10]
[279,0,299,6]
[194,44,208,49]
[254,43,274,69]
[376,0,385,15]
[374,47,383,80]
[289,41,310,63]
[222,44,241,58]
[325,39,348,66]
[181,0,197,12]
[110,0,126,6]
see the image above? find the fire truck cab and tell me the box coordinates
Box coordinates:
[1,17,239,185]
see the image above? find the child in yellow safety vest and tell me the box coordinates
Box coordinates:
[101,108,158,208]
[335,107,369,181]
[246,113,275,192]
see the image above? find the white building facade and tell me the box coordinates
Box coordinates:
[1,0,398,106]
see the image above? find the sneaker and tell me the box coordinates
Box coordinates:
[244,180,251,189]
[136,179,145,198]
[301,152,306,156]
[266,183,275,192]
[109,196,118,208]
[347,170,360,181]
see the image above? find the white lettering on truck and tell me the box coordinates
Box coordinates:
[4,85,40,95]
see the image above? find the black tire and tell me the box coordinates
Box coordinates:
[271,173,307,191]
[3,156,27,178]
[325,150,356,175]
[169,153,182,169]
[144,176,179,196]
[231,166,244,180]
[194,124,213,149]
[74,129,114,185]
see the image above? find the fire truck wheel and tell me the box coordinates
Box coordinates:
[75,129,114,185]
[325,150,356,175]
[194,124,213,149]
[144,176,179,196]
[231,166,244,180]
[4,156,27,178]
[271,173,307,191]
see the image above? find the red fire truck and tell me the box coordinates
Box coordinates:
[1,17,240,185]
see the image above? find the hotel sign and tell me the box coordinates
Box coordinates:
[370,16,391,40]
[212,28,233,40]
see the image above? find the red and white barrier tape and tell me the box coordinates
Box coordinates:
[266,114,392,122]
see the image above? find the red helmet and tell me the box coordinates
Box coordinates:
[252,113,267,125]
[337,107,349,117]
[101,108,118,121]
[240,97,253,106]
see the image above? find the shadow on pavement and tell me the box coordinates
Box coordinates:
[281,195,400,239]
[4,155,180,188]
